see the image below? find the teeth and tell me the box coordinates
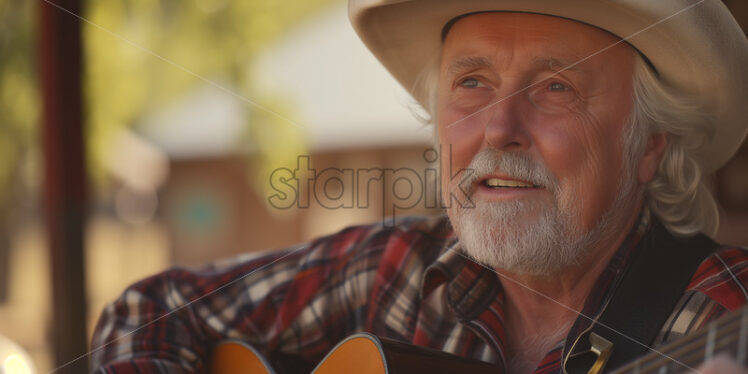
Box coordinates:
[484,178,534,188]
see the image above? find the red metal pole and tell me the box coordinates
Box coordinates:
[38,0,89,372]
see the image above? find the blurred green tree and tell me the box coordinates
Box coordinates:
[0,0,338,299]
[0,0,39,208]
[85,0,334,192]
[0,0,39,302]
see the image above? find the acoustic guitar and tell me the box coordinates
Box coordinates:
[211,306,747,374]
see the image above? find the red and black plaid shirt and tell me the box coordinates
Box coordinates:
[91,215,748,373]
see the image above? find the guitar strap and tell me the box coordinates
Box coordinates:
[563,219,719,374]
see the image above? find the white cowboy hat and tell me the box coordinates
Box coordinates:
[348,0,748,173]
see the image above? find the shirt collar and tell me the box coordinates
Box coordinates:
[421,239,503,322]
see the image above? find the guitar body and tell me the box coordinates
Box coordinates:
[211,333,497,374]
[313,333,497,374]
[212,307,748,373]
[211,340,275,374]
[312,334,387,374]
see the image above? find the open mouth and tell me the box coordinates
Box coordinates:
[481,177,538,189]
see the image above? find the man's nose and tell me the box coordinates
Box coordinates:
[483,94,531,151]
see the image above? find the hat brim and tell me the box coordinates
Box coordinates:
[349,0,748,172]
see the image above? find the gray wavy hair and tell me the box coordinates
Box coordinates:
[412,54,719,236]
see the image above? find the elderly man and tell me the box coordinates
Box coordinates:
[91,1,748,373]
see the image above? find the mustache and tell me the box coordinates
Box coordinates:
[460,149,560,195]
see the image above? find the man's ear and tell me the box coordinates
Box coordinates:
[637,133,667,184]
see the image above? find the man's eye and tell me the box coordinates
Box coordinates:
[549,82,569,92]
[528,79,577,111]
[459,78,483,88]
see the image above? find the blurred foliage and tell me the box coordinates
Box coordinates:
[0,0,339,226]
[243,93,308,200]
[85,0,337,190]
[0,0,39,217]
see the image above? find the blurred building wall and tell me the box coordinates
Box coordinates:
[162,145,442,267]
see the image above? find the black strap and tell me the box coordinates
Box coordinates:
[564,220,719,373]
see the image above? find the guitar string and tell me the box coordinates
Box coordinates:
[39,0,714,373]
[632,335,738,374]
[615,332,699,374]
[598,300,747,373]
[634,334,740,374]
[620,316,744,374]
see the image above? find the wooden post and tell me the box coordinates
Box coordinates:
[38,0,89,372]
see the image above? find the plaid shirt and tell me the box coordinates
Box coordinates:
[90,215,748,373]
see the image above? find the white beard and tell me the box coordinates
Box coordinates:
[447,148,636,276]
[452,195,593,276]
